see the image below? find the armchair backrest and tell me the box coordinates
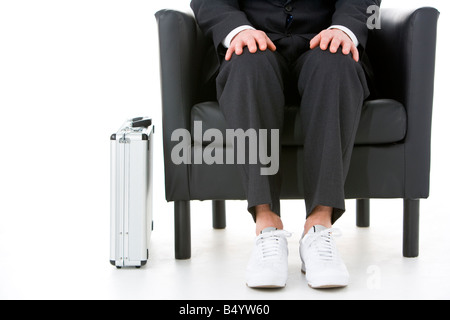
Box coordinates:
[366,7,439,104]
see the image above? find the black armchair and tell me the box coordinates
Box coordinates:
[155,7,440,259]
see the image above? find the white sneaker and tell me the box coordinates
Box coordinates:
[246,227,292,288]
[299,225,349,289]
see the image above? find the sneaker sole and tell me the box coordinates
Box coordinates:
[246,283,286,289]
[301,266,348,289]
[309,283,347,289]
[246,272,288,289]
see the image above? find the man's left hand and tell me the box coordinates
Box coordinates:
[310,29,359,62]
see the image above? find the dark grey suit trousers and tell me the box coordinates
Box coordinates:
[216,38,370,224]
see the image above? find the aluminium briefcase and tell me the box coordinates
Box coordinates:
[110,117,154,268]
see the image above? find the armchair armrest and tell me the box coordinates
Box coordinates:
[367,7,440,198]
[155,10,207,200]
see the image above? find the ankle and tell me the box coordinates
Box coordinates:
[255,205,283,235]
[304,206,332,234]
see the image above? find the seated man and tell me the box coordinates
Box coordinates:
[191,0,380,289]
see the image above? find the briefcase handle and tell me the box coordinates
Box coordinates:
[131,117,152,128]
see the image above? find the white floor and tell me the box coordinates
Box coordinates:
[1,195,449,300]
[1,0,449,301]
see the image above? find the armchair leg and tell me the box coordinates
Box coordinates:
[356,199,370,228]
[212,200,226,229]
[403,199,420,258]
[174,200,191,260]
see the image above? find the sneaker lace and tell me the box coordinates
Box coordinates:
[310,228,342,261]
[257,230,292,261]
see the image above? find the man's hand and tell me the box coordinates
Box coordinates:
[310,29,359,62]
[225,29,277,61]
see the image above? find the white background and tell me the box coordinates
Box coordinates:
[0,0,449,300]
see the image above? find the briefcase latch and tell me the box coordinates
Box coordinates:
[119,134,130,144]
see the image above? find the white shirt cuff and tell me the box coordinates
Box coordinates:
[222,25,255,48]
[328,25,359,47]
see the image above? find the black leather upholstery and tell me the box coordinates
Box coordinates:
[191,99,407,146]
[365,7,440,200]
[155,7,439,202]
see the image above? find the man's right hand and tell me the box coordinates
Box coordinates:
[225,29,277,61]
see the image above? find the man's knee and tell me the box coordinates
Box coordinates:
[297,47,367,98]
[220,48,281,78]
[305,47,360,76]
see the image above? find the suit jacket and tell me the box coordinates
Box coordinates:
[191,0,381,50]
[191,0,381,98]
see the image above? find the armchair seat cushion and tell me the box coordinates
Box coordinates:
[191,99,406,147]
